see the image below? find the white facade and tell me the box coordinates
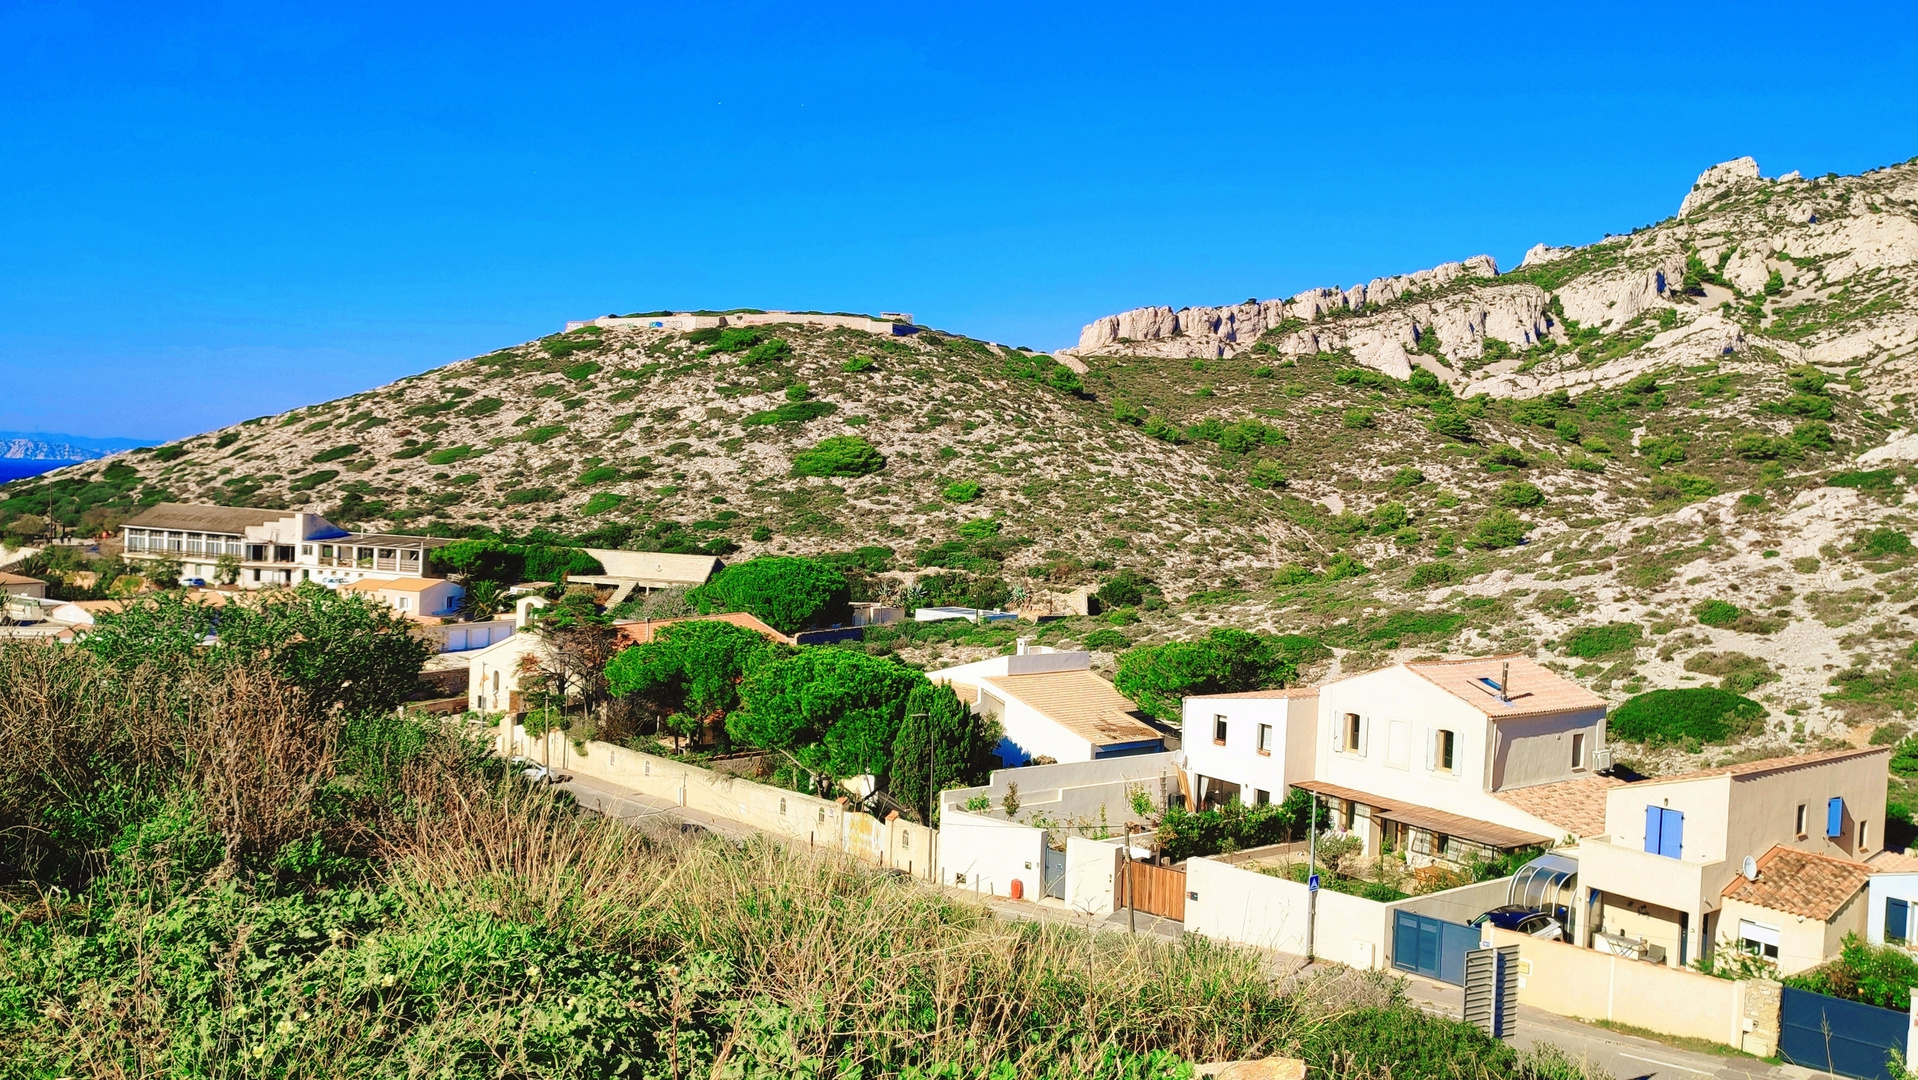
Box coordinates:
[122,503,452,591]
[1313,662,1604,847]
[1180,691,1318,807]
[1867,872,1918,946]
[929,648,1164,767]
[935,809,1048,899]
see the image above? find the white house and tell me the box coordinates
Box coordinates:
[121,503,454,590]
[928,645,1166,766]
[1867,867,1918,948]
[1180,688,1319,808]
[1300,655,1614,866]
[342,576,465,618]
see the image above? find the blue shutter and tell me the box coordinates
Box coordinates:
[1828,797,1844,838]
[1888,898,1909,943]
[1658,809,1684,859]
[1644,806,1662,854]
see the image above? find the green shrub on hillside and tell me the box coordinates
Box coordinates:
[841,355,876,373]
[1693,599,1742,628]
[287,470,339,492]
[1860,528,1914,557]
[1407,561,1461,589]
[1469,510,1527,549]
[791,436,884,478]
[311,443,360,463]
[742,400,837,426]
[1248,460,1287,489]
[437,538,603,587]
[1683,651,1778,695]
[1609,687,1767,746]
[690,556,851,634]
[579,492,625,516]
[1494,480,1545,508]
[427,445,474,465]
[1081,628,1132,652]
[943,480,983,503]
[1428,411,1473,441]
[1560,622,1641,659]
[1342,408,1376,429]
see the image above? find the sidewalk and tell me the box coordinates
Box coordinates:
[555,768,1839,1080]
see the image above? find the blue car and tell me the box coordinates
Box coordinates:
[1471,905,1564,939]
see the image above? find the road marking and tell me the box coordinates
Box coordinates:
[1616,1052,1711,1075]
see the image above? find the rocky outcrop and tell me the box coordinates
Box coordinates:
[1073,255,1499,358]
[1518,243,1575,268]
[1679,157,1762,217]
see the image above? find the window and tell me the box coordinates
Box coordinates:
[1213,716,1228,745]
[1889,897,1910,944]
[1796,803,1808,839]
[1430,729,1456,773]
[1256,723,1273,755]
[1859,820,1871,851]
[1828,797,1845,838]
[817,807,826,824]
[1254,789,1270,805]
[1571,732,1587,770]
[779,798,787,816]
[1738,919,1780,961]
[1645,805,1685,859]
[1343,713,1362,753]
[397,597,410,610]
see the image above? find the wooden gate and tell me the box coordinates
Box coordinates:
[1116,861,1186,921]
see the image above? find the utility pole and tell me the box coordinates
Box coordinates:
[1305,794,1320,961]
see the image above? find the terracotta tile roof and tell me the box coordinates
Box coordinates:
[1290,779,1552,849]
[1869,849,1918,874]
[980,669,1165,748]
[1191,687,1320,700]
[1631,747,1891,788]
[1493,774,1628,838]
[1721,845,1872,921]
[613,611,791,646]
[125,502,292,534]
[1403,655,1606,719]
[343,576,447,593]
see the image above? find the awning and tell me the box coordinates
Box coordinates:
[1292,779,1550,850]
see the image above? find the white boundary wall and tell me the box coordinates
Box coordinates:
[502,724,934,879]
[935,808,1047,898]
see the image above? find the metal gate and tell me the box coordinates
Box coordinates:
[1391,910,1481,985]
[1116,861,1186,921]
[1778,986,1907,1080]
[1042,843,1066,899]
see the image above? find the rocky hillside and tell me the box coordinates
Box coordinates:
[10,154,1918,771]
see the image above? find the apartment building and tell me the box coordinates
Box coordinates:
[121,503,452,589]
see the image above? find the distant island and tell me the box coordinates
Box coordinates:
[0,430,147,483]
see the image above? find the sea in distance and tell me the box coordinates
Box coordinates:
[0,460,79,484]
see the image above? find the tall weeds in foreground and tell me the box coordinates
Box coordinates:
[0,639,1557,1079]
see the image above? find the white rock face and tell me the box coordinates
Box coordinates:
[1518,243,1575,268]
[1073,255,1498,359]
[1679,157,1762,217]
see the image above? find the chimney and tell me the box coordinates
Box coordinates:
[1500,661,1510,703]
[1016,637,1031,656]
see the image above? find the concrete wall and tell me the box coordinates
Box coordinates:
[936,809,1047,898]
[1868,873,1918,945]
[1489,926,1754,1050]
[941,753,1176,827]
[500,725,935,880]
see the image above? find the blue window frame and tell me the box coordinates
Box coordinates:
[1644,805,1685,859]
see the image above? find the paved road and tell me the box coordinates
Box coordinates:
[556,771,1840,1080]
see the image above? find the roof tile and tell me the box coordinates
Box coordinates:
[1721,845,1872,921]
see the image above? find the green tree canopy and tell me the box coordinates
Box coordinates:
[1114,628,1328,722]
[689,556,851,634]
[605,618,780,726]
[82,583,431,715]
[435,539,604,587]
[889,681,1000,823]
[731,649,925,789]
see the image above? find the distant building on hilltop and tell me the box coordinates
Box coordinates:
[120,502,455,592]
[562,310,918,337]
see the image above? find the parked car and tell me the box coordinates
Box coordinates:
[1471,905,1564,939]
[510,756,569,787]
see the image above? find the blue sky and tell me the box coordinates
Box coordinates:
[2,2,1915,442]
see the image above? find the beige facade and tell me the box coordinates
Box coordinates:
[1718,890,1867,976]
[1579,747,1889,967]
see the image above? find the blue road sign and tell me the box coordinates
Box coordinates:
[1308,874,1320,892]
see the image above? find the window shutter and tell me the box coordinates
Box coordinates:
[1644,806,1662,854]
[1828,797,1844,838]
[1659,809,1684,859]
[1358,716,1369,756]
[1427,729,1438,771]
[1889,897,1909,943]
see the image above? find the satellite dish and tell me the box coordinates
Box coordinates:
[1742,855,1759,881]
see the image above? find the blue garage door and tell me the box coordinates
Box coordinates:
[1779,986,1907,1080]
[1392,910,1481,985]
